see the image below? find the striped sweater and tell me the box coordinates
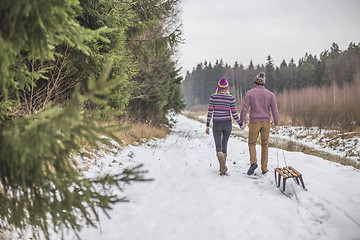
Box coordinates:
[206,93,242,127]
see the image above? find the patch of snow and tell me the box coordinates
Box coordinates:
[272,125,360,162]
[59,114,360,240]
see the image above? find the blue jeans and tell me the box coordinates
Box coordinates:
[212,121,232,153]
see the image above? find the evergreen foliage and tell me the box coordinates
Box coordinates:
[0,0,184,238]
[126,0,185,124]
[0,0,103,117]
[0,64,146,239]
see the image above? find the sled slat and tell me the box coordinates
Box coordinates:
[289,166,301,176]
[274,166,306,192]
[284,167,299,177]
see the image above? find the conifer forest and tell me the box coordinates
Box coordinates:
[182,42,360,131]
[0,0,184,239]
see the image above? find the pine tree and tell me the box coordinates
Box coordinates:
[0,64,147,239]
[76,0,139,113]
[126,0,185,123]
[0,1,145,239]
[265,55,275,91]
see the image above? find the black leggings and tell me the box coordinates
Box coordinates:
[212,121,232,153]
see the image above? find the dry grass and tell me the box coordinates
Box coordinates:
[184,111,201,121]
[94,116,171,146]
[278,113,293,126]
[113,121,170,145]
[77,118,171,163]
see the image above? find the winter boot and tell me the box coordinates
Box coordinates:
[216,152,228,175]
[223,153,228,175]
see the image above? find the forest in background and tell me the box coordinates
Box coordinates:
[182,42,360,131]
[0,0,184,239]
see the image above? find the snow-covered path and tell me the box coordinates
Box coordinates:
[72,115,360,240]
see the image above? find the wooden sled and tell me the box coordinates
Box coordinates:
[274,166,306,192]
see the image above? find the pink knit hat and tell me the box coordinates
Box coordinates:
[217,77,229,90]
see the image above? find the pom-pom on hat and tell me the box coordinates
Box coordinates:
[217,77,229,90]
[254,72,266,85]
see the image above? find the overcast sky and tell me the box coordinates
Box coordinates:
[178,0,360,74]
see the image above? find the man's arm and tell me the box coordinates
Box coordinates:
[240,92,250,124]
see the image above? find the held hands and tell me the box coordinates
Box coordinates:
[205,127,209,135]
[239,124,279,132]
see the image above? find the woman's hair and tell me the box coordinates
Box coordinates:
[216,89,229,94]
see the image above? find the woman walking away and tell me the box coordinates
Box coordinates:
[240,72,279,176]
[206,77,243,175]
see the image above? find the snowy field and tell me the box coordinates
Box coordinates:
[197,115,360,165]
[274,126,360,163]
[63,114,360,240]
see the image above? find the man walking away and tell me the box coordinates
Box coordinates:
[240,72,279,175]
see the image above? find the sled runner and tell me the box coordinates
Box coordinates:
[274,166,306,192]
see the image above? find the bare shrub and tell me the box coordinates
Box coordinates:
[18,46,84,115]
[336,103,359,132]
[277,81,360,131]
